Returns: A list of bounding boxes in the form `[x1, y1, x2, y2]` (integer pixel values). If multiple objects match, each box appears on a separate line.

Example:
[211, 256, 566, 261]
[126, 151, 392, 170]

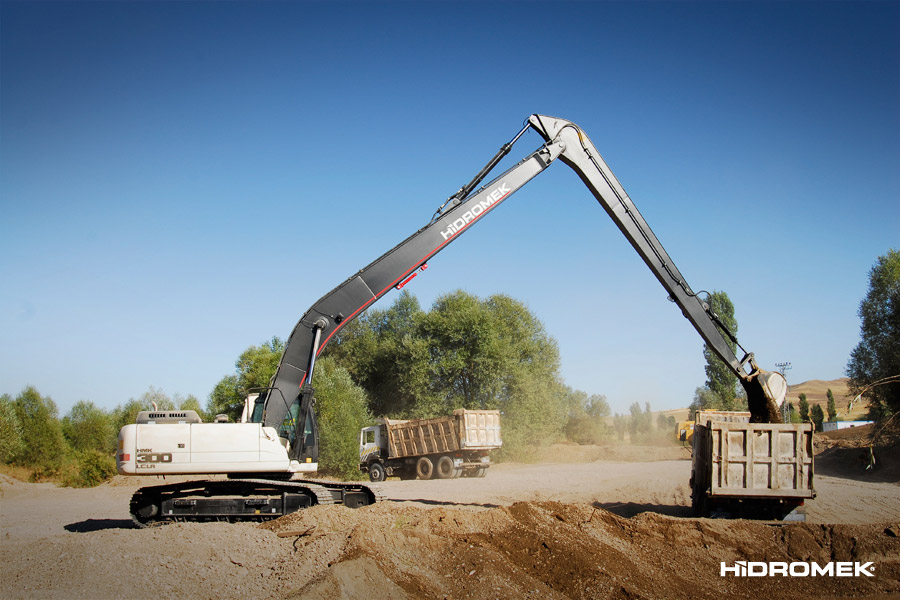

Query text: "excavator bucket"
[743, 370, 787, 423]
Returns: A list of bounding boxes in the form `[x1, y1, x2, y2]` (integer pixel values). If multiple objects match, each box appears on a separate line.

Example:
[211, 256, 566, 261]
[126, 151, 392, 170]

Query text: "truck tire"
[416, 456, 434, 480]
[368, 461, 386, 483]
[435, 455, 455, 479]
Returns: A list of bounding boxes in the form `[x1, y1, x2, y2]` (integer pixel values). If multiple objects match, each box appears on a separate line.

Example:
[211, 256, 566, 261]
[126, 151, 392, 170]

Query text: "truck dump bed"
[692, 418, 815, 499]
[384, 409, 501, 459]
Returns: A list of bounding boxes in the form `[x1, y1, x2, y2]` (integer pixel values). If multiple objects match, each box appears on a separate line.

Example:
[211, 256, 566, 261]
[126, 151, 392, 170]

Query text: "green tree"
[208, 337, 284, 420]
[332, 290, 569, 458]
[847, 249, 900, 420]
[702, 291, 740, 410]
[810, 404, 825, 432]
[312, 357, 373, 478]
[13, 387, 68, 475]
[797, 393, 810, 423]
[418, 291, 506, 411]
[688, 386, 718, 417]
[787, 401, 800, 424]
[176, 394, 207, 421]
[62, 400, 114, 454]
[0, 393, 24, 463]
[329, 291, 432, 417]
[826, 388, 837, 421]
[563, 388, 610, 444]
[112, 398, 151, 433]
[479, 293, 568, 456]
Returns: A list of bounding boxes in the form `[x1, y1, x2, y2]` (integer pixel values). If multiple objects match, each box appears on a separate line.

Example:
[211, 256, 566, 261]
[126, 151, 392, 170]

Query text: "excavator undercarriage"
[129, 478, 383, 527]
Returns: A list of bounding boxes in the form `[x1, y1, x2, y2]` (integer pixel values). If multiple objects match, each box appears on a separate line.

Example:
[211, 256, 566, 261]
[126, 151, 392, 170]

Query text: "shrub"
[61, 450, 117, 488]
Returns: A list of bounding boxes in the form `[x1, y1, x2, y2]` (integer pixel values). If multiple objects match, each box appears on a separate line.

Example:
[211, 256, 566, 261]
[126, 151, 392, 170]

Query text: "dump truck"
[359, 409, 502, 482]
[690, 410, 815, 520]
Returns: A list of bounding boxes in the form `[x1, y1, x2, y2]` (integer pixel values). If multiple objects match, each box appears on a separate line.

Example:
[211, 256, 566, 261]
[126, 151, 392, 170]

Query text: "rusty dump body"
[384, 409, 502, 458]
[690, 411, 815, 520]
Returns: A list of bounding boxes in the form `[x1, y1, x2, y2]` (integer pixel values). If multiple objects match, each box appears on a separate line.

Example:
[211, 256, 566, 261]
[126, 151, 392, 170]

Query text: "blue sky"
[2, 1, 897, 417]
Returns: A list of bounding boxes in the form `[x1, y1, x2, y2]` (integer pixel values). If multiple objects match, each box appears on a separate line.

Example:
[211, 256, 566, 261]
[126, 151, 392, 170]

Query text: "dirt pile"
[264, 501, 900, 600]
[814, 424, 900, 484]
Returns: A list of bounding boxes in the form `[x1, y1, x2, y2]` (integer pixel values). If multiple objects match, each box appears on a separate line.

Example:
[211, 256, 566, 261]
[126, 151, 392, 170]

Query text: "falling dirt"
[2, 439, 898, 599]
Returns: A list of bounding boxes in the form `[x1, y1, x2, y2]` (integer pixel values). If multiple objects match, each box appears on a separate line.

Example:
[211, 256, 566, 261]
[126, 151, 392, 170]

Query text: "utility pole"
[775, 362, 792, 423]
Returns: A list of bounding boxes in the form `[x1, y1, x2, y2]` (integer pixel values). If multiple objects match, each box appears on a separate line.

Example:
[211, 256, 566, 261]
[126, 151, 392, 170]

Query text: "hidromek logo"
[440, 182, 510, 241]
[720, 561, 874, 577]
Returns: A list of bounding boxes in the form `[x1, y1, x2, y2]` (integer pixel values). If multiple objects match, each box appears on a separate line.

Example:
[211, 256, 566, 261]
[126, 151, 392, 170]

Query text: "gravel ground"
[2, 443, 898, 599]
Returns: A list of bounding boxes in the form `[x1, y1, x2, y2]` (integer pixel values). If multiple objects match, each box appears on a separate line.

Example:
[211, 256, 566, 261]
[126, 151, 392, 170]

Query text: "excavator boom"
[264, 114, 783, 451]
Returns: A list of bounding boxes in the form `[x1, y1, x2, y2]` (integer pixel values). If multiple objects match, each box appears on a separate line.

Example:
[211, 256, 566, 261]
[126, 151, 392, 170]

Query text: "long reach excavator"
[118, 114, 787, 525]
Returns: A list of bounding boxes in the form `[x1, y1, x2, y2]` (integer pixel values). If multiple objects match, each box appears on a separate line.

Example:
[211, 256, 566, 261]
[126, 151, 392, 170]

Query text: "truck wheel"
[474, 466, 487, 478]
[368, 462, 386, 483]
[435, 455, 455, 479]
[416, 456, 434, 480]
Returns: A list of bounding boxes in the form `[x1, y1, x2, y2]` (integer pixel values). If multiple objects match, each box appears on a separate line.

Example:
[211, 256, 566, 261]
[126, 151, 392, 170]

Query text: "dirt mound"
[814, 424, 900, 484]
[821, 423, 877, 445]
[264, 501, 900, 599]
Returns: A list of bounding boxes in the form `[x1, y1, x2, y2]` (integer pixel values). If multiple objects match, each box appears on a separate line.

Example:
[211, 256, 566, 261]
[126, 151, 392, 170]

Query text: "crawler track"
[129, 478, 383, 527]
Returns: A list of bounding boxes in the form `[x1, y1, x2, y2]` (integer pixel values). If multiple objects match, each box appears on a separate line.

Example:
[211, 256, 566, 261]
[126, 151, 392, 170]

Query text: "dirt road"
[2, 445, 898, 599]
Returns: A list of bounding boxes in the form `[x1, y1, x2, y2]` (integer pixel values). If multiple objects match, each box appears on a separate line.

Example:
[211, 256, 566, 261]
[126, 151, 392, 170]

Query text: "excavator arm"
[263, 114, 784, 461]
[527, 115, 784, 422]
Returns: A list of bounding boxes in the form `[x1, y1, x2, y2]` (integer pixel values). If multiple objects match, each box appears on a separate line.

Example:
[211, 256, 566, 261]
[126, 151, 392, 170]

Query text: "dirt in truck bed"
[2, 441, 899, 599]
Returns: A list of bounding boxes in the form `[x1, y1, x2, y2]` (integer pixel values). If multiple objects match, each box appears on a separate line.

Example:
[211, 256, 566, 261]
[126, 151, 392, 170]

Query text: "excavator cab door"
[286, 394, 319, 464]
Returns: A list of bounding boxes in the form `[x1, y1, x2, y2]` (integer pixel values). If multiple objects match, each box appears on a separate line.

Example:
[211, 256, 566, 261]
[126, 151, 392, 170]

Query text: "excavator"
[118, 114, 787, 526]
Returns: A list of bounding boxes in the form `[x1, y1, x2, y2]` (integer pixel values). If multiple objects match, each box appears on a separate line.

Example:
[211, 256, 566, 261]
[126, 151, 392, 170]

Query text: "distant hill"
[786, 377, 870, 421]
[655, 378, 869, 423]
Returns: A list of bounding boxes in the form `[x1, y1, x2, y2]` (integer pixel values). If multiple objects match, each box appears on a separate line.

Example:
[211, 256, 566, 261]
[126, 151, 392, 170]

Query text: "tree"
[207, 337, 284, 420]
[826, 388, 837, 421]
[62, 400, 114, 454]
[627, 402, 652, 439]
[418, 291, 506, 412]
[702, 291, 740, 410]
[312, 357, 373, 478]
[330, 290, 570, 458]
[111, 386, 177, 433]
[847, 249, 900, 420]
[0, 393, 24, 463]
[328, 291, 432, 417]
[176, 394, 207, 421]
[797, 393, 810, 423]
[688, 386, 718, 418]
[810, 404, 825, 432]
[562, 387, 610, 445]
[656, 412, 674, 432]
[786, 401, 800, 424]
[13, 387, 68, 475]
